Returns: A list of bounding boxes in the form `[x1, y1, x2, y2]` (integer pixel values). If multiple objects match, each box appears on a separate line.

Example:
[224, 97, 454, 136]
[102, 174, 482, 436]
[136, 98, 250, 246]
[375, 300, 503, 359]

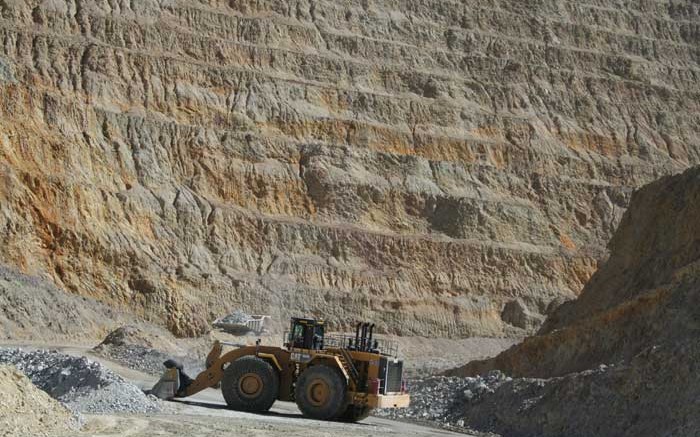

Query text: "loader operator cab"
[288, 317, 325, 350]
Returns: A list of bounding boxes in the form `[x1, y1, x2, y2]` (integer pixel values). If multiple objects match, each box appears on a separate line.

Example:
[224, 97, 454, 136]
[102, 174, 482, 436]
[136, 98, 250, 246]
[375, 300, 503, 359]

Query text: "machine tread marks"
[338, 404, 372, 422]
[221, 356, 279, 412]
[295, 364, 348, 420]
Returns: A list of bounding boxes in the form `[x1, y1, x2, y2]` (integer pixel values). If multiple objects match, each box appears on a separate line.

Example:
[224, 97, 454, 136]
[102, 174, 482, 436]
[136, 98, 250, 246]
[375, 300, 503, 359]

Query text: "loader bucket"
[149, 367, 180, 400]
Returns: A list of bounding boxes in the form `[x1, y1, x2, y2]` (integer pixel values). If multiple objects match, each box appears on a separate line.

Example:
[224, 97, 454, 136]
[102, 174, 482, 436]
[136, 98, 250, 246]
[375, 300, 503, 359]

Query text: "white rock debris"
[0, 348, 164, 414]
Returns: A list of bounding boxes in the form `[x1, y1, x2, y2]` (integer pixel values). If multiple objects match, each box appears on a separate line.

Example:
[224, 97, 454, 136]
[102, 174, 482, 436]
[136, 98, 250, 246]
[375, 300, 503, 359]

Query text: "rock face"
[397, 167, 700, 436]
[0, 0, 698, 337]
[449, 166, 700, 378]
[0, 263, 194, 345]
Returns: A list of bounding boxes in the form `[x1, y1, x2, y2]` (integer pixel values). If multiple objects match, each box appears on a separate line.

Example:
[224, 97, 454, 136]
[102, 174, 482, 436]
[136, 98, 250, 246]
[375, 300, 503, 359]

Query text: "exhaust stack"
[367, 324, 375, 351]
[354, 322, 362, 350]
[360, 322, 369, 351]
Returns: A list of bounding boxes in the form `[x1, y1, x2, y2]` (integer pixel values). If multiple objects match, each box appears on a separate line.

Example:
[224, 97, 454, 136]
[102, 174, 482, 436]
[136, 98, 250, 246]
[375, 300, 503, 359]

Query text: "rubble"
[93, 326, 203, 377]
[213, 311, 270, 335]
[217, 310, 250, 325]
[94, 343, 170, 376]
[94, 341, 203, 377]
[375, 371, 509, 433]
[0, 348, 164, 414]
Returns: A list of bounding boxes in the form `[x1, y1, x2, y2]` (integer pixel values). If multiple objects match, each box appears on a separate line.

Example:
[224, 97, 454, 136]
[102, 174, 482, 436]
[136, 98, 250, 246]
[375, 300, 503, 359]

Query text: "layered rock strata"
[449, 165, 700, 377]
[0, 0, 699, 336]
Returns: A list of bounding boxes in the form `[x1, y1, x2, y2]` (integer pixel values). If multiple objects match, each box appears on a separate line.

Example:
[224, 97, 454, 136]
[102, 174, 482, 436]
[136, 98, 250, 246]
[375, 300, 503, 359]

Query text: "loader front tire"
[295, 365, 348, 420]
[221, 356, 279, 412]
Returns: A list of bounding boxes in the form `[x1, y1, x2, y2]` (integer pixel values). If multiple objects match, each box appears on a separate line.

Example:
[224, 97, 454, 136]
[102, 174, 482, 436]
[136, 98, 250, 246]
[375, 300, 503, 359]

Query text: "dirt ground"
[72, 397, 467, 437]
[75, 414, 465, 437]
[8, 344, 471, 437]
[0, 365, 77, 436]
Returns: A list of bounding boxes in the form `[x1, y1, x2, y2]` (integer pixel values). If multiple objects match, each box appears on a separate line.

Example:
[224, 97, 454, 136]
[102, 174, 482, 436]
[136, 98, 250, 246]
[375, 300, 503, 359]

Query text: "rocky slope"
[0, 263, 190, 345]
[0, 0, 699, 337]
[449, 165, 700, 378]
[395, 166, 700, 436]
[399, 340, 700, 436]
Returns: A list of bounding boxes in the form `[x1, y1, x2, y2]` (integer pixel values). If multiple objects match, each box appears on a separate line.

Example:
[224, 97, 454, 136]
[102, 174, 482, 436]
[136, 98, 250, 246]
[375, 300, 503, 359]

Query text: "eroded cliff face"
[0, 0, 698, 337]
[448, 166, 700, 378]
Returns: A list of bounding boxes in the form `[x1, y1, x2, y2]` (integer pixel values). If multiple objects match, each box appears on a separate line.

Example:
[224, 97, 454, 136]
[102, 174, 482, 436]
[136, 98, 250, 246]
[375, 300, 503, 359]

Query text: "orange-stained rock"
[0, 0, 698, 337]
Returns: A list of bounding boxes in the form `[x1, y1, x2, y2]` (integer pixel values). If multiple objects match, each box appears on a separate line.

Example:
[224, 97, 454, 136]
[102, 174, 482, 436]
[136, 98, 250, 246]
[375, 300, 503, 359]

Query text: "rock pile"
[216, 311, 250, 325]
[93, 326, 203, 377]
[0, 365, 79, 436]
[451, 166, 700, 380]
[212, 310, 268, 335]
[0, 348, 163, 414]
[443, 341, 699, 437]
[375, 371, 510, 432]
[0, 264, 141, 344]
[93, 343, 172, 376]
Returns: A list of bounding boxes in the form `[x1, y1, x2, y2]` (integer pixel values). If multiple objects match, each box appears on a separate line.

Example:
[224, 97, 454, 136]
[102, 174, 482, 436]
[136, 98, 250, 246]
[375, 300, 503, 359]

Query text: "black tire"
[295, 365, 348, 420]
[221, 356, 279, 412]
[338, 404, 372, 422]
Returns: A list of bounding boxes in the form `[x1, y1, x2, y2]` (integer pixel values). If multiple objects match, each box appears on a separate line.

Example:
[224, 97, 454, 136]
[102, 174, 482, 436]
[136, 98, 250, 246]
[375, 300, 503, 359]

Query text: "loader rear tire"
[338, 404, 372, 422]
[221, 356, 279, 412]
[295, 365, 348, 420]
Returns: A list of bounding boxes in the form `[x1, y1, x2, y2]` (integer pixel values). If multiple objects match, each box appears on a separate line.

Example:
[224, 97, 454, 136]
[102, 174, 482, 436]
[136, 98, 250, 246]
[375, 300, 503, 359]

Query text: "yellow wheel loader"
[150, 318, 410, 422]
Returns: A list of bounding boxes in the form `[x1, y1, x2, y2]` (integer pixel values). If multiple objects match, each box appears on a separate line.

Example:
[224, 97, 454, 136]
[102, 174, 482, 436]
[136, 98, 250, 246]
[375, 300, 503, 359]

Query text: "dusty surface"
[71, 407, 468, 437]
[0, 365, 78, 437]
[1, 0, 699, 339]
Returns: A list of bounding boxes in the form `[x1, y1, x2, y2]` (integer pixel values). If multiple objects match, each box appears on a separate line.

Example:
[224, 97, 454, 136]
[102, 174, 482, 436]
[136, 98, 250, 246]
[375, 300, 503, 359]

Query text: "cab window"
[292, 324, 305, 348]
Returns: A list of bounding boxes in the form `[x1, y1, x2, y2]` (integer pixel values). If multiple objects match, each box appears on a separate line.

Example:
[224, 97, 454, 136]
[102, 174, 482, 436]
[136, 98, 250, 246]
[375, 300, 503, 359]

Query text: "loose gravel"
[94, 343, 176, 376]
[0, 348, 164, 414]
[92, 326, 204, 377]
[216, 310, 250, 325]
[93, 343, 204, 377]
[375, 371, 510, 434]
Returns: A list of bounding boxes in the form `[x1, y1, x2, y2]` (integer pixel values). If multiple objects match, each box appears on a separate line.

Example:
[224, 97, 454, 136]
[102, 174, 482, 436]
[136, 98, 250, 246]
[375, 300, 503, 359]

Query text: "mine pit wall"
[448, 166, 700, 379]
[0, 0, 698, 337]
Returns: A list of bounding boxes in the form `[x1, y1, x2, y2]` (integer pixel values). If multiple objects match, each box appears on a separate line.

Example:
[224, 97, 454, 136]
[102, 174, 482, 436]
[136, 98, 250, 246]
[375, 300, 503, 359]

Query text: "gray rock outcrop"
[434, 166, 700, 436]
